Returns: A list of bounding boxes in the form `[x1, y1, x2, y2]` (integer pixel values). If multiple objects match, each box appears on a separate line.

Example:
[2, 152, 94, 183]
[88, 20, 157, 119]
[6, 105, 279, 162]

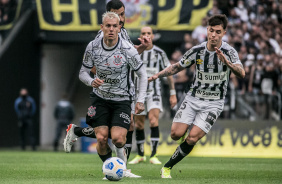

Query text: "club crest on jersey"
[87, 106, 96, 117]
[196, 59, 203, 65]
[113, 56, 122, 65]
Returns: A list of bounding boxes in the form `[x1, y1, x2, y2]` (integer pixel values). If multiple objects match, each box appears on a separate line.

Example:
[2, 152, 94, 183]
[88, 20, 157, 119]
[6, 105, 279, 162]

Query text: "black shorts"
[86, 93, 131, 130]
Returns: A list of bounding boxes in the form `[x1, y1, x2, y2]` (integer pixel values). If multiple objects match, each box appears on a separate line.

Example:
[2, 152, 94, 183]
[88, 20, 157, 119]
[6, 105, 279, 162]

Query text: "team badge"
[87, 106, 96, 117]
[113, 55, 122, 65]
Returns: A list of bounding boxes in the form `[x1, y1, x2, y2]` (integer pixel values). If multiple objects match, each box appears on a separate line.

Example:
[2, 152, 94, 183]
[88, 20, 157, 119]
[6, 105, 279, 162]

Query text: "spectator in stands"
[191, 17, 207, 44]
[14, 88, 37, 151]
[53, 94, 75, 151]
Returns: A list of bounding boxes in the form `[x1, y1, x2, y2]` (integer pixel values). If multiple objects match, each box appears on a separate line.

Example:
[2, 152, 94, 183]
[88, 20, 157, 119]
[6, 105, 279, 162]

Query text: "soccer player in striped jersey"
[128, 26, 177, 165]
[148, 14, 245, 178]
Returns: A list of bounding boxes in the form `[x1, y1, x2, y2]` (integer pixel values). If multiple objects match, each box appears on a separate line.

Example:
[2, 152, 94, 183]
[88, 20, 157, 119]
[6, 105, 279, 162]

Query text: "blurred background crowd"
[164, 0, 282, 121]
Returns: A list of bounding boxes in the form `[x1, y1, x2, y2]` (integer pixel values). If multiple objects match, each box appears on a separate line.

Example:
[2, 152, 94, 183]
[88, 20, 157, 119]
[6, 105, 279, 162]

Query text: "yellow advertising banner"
[0, 0, 22, 30]
[144, 124, 282, 158]
[36, 0, 212, 31]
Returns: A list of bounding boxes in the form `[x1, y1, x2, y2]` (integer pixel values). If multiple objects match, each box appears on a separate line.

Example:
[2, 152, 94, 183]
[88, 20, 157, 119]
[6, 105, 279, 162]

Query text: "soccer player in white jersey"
[78, 11, 147, 177]
[148, 14, 245, 178]
[128, 26, 177, 165]
[63, 1, 149, 176]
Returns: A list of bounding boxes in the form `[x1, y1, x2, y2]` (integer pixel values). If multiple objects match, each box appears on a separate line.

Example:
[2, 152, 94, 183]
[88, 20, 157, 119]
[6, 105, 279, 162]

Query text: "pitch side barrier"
[80, 118, 282, 158]
[143, 120, 282, 158]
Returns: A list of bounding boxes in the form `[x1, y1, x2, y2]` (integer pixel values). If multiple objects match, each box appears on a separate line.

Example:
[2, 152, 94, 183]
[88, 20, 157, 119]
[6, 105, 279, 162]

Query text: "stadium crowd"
[166, 0, 282, 121]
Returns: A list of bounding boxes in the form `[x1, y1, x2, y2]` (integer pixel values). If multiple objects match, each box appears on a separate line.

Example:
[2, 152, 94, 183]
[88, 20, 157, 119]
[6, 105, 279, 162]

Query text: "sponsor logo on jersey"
[196, 59, 203, 64]
[207, 64, 215, 69]
[113, 55, 122, 65]
[195, 90, 220, 99]
[96, 89, 115, 98]
[205, 112, 216, 125]
[82, 127, 94, 135]
[87, 106, 96, 117]
[197, 71, 227, 84]
[120, 112, 130, 124]
[104, 78, 120, 84]
[97, 70, 112, 79]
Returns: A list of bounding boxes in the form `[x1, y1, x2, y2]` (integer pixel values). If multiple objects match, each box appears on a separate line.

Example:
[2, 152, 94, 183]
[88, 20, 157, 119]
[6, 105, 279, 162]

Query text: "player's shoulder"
[153, 45, 166, 54]
[221, 41, 237, 52]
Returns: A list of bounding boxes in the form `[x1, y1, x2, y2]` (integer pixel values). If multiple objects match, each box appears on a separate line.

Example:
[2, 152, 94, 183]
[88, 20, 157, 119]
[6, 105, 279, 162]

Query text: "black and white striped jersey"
[136, 45, 171, 96]
[179, 41, 242, 101]
[95, 27, 134, 46]
[82, 36, 143, 101]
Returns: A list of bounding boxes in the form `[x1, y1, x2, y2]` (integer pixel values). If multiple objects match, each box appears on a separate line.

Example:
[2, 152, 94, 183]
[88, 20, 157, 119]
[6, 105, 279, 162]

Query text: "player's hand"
[148, 74, 158, 83]
[91, 78, 104, 88]
[215, 47, 227, 64]
[135, 102, 145, 114]
[91, 66, 96, 75]
[169, 95, 177, 109]
[138, 36, 151, 48]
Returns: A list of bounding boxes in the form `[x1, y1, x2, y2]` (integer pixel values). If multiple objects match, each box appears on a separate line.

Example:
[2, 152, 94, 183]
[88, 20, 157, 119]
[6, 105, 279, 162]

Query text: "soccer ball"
[102, 157, 126, 181]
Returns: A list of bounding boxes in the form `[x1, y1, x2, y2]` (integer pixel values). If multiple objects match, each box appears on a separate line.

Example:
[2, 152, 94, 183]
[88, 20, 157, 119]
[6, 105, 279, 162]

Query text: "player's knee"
[129, 120, 134, 131]
[170, 131, 182, 141]
[135, 121, 144, 130]
[96, 135, 108, 145]
[186, 134, 199, 145]
[149, 118, 158, 127]
[112, 136, 126, 148]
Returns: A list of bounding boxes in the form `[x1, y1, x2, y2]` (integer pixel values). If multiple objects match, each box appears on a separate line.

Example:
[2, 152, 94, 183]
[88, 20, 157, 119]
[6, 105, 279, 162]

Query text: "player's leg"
[161, 96, 224, 178]
[124, 114, 134, 160]
[128, 114, 146, 164]
[111, 101, 141, 178]
[148, 108, 162, 164]
[95, 126, 112, 161]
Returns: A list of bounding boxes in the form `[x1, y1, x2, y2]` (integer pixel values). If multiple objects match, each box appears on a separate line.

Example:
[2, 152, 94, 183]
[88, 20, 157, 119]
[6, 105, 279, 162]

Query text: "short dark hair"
[208, 14, 228, 30]
[106, 0, 125, 11]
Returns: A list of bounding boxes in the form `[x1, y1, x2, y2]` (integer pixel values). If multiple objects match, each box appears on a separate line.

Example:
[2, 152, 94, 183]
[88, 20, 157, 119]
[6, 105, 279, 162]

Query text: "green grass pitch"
[1, 151, 282, 184]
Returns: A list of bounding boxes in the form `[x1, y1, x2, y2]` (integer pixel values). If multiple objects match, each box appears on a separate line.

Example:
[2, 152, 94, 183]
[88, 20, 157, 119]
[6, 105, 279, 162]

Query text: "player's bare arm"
[215, 47, 245, 79]
[167, 75, 177, 108]
[148, 62, 185, 82]
[135, 36, 150, 54]
[135, 102, 145, 114]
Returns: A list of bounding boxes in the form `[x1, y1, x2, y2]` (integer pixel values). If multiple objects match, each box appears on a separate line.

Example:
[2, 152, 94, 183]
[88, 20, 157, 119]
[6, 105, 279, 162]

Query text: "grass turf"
[0, 151, 282, 184]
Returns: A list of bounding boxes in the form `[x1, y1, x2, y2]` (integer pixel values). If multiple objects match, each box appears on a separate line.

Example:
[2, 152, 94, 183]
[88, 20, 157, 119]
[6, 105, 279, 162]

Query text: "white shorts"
[173, 95, 224, 133]
[132, 93, 163, 115]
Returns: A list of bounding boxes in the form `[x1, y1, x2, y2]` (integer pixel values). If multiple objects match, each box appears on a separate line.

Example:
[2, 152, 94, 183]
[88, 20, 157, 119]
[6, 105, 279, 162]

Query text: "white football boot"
[63, 124, 78, 153]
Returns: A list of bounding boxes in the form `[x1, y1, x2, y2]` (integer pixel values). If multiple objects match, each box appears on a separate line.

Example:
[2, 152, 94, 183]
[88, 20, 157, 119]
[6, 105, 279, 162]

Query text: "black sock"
[125, 131, 133, 160]
[164, 141, 194, 169]
[136, 129, 145, 156]
[150, 126, 159, 157]
[74, 127, 96, 138]
[98, 150, 112, 162]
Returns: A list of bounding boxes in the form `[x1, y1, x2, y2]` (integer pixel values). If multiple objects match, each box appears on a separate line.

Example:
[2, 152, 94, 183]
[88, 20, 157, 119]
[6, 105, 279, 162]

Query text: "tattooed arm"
[215, 47, 245, 79]
[148, 62, 185, 82]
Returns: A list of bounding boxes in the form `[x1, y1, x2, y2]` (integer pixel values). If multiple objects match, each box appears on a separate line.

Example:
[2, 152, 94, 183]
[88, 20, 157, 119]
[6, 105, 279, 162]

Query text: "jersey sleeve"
[227, 47, 242, 66]
[82, 42, 94, 69]
[160, 52, 171, 70]
[127, 47, 143, 71]
[179, 48, 196, 68]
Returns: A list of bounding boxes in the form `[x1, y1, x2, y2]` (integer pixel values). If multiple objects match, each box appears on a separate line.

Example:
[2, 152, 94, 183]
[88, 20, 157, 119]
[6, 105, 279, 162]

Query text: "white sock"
[115, 146, 127, 164]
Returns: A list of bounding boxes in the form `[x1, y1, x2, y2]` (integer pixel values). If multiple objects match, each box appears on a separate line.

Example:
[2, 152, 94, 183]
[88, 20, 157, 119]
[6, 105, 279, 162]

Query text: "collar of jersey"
[101, 37, 120, 51]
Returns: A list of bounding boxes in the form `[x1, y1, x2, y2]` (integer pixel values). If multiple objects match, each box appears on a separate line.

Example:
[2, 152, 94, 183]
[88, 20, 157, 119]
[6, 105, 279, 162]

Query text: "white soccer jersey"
[180, 41, 242, 101]
[82, 36, 143, 101]
[136, 45, 171, 96]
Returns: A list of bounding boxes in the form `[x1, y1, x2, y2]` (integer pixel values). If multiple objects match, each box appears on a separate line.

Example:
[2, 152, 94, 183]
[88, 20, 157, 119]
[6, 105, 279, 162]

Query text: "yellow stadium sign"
[36, 0, 212, 31]
[144, 124, 282, 158]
